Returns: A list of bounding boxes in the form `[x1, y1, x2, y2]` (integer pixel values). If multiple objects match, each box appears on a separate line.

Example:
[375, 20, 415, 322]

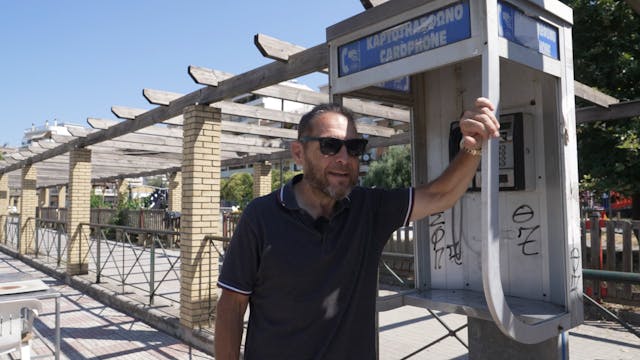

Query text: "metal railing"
[202, 235, 230, 327]
[380, 224, 414, 287]
[82, 223, 181, 306]
[34, 218, 68, 268]
[2, 214, 20, 249]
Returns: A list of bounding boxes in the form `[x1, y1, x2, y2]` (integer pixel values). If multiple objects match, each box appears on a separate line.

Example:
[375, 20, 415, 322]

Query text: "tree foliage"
[271, 168, 302, 190]
[362, 145, 411, 189]
[221, 172, 253, 209]
[564, 0, 640, 218]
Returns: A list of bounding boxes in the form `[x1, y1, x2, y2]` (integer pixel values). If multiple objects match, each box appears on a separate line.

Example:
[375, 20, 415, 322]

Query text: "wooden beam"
[111, 106, 147, 119]
[574, 81, 619, 108]
[254, 34, 307, 63]
[88, 118, 184, 138]
[188, 66, 232, 87]
[249, 37, 413, 121]
[144, 87, 395, 137]
[143, 88, 183, 106]
[0, 42, 349, 175]
[190, 66, 412, 123]
[91, 116, 298, 140]
[576, 99, 640, 124]
[360, 0, 389, 9]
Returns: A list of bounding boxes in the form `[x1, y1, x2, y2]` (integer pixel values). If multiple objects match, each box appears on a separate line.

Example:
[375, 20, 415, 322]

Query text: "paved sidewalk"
[2, 249, 639, 359]
[377, 304, 640, 359]
[0, 252, 213, 360]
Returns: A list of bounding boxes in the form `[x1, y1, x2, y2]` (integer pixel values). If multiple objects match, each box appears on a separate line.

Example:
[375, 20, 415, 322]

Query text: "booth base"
[402, 289, 567, 322]
[468, 317, 565, 359]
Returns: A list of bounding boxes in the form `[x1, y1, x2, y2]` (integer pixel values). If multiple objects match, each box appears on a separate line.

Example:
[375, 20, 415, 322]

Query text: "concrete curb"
[0, 245, 215, 357]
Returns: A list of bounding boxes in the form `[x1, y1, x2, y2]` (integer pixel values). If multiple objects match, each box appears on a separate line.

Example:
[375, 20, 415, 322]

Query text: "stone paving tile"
[378, 304, 640, 360]
[0, 252, 213, 360]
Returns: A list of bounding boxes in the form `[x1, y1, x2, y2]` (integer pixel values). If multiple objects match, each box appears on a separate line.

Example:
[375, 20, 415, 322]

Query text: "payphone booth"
[327, 0, 583, 353]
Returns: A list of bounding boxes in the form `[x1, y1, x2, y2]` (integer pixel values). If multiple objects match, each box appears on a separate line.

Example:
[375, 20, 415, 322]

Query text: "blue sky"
[0, 0, 364, 147]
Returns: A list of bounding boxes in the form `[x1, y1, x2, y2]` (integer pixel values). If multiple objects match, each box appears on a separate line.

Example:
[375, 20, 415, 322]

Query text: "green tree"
[221, 172, 253, 209]
[271, 168, 302, 190]
[362, 145, 411, 189]
[564, 0, 640, 218]
[90, 193, 109, 208]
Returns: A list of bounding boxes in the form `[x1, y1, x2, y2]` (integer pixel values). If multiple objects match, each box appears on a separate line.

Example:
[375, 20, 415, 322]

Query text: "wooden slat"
[88, 118, 184, 138]
[360, 0, 390, 9]
[189, 65, 411, 123]
[144, 88, 395, 137]
[143, 88, 183, 106]
[576, 99, 640, 124]
[111, 106, 147, 119]
[91, 116, 298, 140]
[188, 66, 232, 87]
[254, 34, 307, 63]
[574, 81, 618, 108]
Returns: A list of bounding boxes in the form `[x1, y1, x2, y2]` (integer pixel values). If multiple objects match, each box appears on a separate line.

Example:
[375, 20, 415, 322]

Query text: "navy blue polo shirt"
[218, 175, 414, 359]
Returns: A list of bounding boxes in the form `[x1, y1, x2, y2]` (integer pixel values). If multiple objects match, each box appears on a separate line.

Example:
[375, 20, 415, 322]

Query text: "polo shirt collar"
[277, 174, 351, 213]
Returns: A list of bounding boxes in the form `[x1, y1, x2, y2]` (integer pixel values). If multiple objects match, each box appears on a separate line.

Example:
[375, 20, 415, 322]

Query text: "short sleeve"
[217, 204, 262, 295]
[371, 187, 414, 248]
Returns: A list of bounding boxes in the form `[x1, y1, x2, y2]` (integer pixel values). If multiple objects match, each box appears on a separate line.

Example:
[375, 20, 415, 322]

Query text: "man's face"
[299, 112, 361, 200]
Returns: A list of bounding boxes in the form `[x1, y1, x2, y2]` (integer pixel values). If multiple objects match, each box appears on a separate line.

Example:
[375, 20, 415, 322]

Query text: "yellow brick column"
[168, 171, 182, 212]
[19, 165, 37, 254]
[58, 185, 67, 209]
[180, 105, 221, 329]
[67, 148, 92, 275]
[252, 161, 272, 198]
[0, 173, 8, 244]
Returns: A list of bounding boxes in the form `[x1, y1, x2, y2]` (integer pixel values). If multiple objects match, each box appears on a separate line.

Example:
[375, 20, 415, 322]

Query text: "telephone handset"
[449, 112, 528, 191]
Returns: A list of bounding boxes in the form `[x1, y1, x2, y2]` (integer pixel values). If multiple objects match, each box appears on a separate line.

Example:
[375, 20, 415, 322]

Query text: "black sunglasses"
[299, 136, 368, 157]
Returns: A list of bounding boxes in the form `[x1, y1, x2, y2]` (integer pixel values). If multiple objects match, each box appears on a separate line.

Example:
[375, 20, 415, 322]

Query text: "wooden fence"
[37, 207, 179, 231]
[582, 216, 640, 305]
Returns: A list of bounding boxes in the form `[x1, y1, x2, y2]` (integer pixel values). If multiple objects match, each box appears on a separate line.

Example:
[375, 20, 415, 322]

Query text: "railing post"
[96, 225, 102, 283]
[17, 215, 21, 252]
[57, 222, 62, 267]
[589, 213, 602, 297]
[149, 233, 155, 305]
[35, 218, 40, 258]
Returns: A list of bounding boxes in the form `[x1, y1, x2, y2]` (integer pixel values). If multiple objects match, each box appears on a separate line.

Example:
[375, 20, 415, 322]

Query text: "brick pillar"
[19, 165, 37, 254]
[180, 105, 221, 329]
[58, 185, 67, 209]
[252, 161, 272, 198]
[0, 173, 8, 244]
[168, 171, 182, 212]
[67, 148, 92, 275]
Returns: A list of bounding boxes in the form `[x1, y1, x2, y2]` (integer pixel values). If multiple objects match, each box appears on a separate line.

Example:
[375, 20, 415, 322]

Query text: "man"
[215, 98, 499, 359]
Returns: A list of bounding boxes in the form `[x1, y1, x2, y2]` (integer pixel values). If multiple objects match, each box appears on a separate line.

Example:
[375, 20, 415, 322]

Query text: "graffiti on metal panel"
[512, 204, 540, 256]
[430, 211, 462, 269]
[569, 247, 581, 291]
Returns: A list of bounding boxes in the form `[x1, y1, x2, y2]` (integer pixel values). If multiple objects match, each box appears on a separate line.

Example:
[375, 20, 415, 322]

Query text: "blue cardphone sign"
[338, 1, 471, 77]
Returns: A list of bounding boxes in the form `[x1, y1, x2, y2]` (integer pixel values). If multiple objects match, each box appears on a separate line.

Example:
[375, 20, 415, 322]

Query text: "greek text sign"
[338, 1, 471, 77]
[498, 1, 559, 59]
